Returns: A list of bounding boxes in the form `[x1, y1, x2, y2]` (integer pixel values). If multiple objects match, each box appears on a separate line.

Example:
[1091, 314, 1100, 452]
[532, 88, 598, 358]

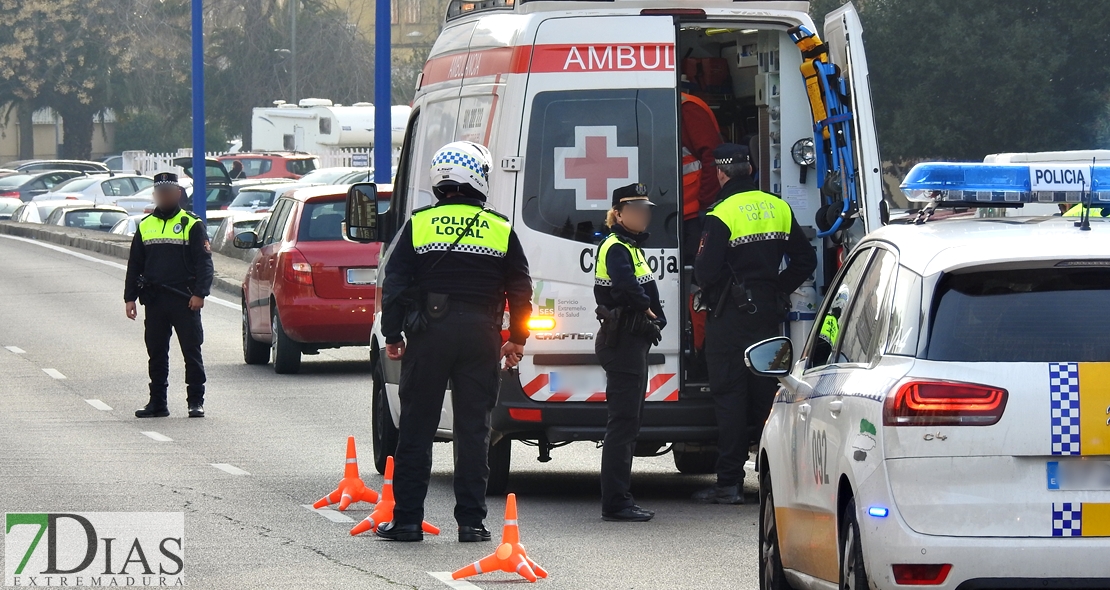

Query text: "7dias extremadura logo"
[5, 512, 184, 587]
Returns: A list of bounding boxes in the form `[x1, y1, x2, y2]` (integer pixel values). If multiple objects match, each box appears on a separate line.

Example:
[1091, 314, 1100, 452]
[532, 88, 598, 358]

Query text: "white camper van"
[251, 99, 412, 154]
[360, 0, 883, 490]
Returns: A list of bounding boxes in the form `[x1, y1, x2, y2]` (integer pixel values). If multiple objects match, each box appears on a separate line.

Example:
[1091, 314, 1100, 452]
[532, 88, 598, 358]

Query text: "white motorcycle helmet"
[429, 141, 492, 201]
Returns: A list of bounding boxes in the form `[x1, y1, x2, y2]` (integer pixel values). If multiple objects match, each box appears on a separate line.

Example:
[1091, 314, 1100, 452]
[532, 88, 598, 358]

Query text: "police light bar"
[900, 162, 1110, 205]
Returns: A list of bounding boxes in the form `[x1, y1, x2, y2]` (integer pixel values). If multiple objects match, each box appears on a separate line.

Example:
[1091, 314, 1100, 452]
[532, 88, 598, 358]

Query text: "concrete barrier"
[0, 221, 247, 299]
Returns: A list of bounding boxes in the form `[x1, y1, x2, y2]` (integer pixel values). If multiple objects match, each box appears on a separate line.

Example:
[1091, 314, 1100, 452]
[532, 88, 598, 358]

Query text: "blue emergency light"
[900, 162, 1110, 205]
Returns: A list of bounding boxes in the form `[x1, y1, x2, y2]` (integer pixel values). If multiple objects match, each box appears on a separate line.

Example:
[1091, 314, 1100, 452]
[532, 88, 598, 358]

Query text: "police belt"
[448, 299, 501, 316]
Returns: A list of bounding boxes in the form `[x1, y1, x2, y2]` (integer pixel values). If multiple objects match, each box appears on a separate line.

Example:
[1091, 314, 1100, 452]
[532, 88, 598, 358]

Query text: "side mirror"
[344, 182, 379, 243]
[745, 337, 793, 377]
[233, 231, 259, 249]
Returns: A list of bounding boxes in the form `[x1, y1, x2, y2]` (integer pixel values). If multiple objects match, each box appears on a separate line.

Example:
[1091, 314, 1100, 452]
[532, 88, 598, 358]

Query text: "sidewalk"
[0, 221, 249, 298]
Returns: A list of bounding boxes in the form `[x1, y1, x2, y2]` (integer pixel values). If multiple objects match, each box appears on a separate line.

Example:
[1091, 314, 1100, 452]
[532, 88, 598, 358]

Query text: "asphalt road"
[0, 234, 760, 589]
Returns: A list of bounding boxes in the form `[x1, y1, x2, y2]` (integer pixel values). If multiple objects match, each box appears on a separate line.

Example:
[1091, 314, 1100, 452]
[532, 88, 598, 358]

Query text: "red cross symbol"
[554, 125, 638, 210]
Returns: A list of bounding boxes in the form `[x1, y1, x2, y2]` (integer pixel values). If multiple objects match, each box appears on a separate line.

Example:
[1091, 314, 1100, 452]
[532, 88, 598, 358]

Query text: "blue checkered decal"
[431, 150, 487, 181]
[1052, 502, 1082, 536]
[1050, 362, 1080, 456]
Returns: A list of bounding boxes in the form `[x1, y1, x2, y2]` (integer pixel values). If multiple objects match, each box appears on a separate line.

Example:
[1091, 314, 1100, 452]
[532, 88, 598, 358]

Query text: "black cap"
[713, 143, 751, 166]
[153, 172, 180, 187]
[611, 182, 655, 208]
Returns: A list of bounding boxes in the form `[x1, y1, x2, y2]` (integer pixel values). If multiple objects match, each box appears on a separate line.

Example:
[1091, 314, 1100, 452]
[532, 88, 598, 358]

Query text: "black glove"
[648, 319, 663, 346]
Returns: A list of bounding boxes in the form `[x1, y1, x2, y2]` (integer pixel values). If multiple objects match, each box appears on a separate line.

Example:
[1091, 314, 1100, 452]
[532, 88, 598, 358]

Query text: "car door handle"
[829, 400, 844, 414]
[799, 403, 811, 420]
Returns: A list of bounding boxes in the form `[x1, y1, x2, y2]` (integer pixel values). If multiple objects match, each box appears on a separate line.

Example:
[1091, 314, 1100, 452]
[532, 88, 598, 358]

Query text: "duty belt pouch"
[730, 281, 758, 314]
[425, 292, 450, 320]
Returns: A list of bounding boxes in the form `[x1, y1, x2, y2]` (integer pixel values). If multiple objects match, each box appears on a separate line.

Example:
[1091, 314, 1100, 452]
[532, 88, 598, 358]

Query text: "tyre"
[271, 308, 301, 374]
[672, 443, 718, 474]
[371, 356, 398, 475]
[840, 497, 869, 590]
[242, 301, 270, 365]
[486, 436, 511, 496]
[759, 469, 795, 590]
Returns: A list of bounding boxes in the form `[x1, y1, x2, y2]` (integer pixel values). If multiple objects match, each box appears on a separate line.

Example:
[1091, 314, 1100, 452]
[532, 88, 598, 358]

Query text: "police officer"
[693, 144, 817, 504]
[377, 141, 533, 543]
[124, 172, 213, 419]
[594, 182, 665, 522]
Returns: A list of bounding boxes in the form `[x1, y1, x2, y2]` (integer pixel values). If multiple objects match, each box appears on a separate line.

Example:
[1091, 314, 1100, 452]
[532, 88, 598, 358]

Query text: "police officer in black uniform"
[693, 144, 817, 504]
[594, 182, 666, 522]
[376, 141, 533, 543]
[124, 172, 214, 418]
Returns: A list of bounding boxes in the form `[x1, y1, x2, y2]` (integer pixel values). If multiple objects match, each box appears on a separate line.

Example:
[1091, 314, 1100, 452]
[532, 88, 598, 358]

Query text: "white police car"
[746, 162, 1110, 590]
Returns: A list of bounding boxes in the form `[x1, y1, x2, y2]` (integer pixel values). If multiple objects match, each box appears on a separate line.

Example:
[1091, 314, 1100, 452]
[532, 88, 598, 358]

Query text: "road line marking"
[5, 346, 25, 354]
[301, 504, 355, 523]
[85, 399, 113, 411]
[211, 463, 250, 475]
[0, 235, 238, 309]
[429, 572, 484, 589]
[42, 368, 66, 380]
[140, 431, 173, 442]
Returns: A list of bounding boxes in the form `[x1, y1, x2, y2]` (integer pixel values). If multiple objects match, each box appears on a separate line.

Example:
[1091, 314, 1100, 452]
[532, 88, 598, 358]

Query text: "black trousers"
[392, 309, 502, 527]
[143, 295, 205, 406]
[597, 328, 651, 513]
[704, 304, 779, 487]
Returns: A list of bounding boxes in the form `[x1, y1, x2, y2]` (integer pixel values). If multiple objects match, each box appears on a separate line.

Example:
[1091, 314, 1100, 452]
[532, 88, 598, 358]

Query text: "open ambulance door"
[823, 3, 883, 242]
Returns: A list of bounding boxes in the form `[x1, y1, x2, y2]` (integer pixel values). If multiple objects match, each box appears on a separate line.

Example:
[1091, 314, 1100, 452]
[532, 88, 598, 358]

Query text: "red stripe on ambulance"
[528, 43, 675, 73]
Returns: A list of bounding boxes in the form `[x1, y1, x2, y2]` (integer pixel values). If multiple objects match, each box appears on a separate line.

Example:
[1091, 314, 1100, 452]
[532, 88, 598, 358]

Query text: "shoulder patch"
[482, 207, 509, 221]
[182, 210, 200, 220]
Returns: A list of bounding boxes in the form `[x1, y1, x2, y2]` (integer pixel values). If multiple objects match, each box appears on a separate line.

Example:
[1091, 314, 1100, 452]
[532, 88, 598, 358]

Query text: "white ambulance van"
[360, 0, 884, 490]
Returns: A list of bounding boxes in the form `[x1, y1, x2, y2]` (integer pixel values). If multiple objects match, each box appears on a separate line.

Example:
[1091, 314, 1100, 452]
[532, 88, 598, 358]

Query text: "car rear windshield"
[286, 159, 317, 176]
[297, 199, 344, 242]
[926, 267, 1110, 362]
[55, 178, 98, 192]
[0, 174, 33, 188]
[64, 210, 127, 230]
[231, 190, 275, 208]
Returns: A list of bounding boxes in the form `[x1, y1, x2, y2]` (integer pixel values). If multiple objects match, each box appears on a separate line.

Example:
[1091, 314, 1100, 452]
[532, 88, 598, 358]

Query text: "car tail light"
[884, 380, 1007, 426]
[282, 248, 313, 285]
[256, 207, 270, 213]
[891, 564, 952, 585]
[508, 408, 543, 422]
[0, 190, 19, 198]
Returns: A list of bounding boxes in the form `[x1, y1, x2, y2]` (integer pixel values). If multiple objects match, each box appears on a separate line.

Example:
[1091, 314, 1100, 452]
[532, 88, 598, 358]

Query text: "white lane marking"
[301, 504, 355, 523]
[5, 346, 26, 354]
[0, 234, 238, 309]
[140, 431, 173, 442]
[85, 399, 113, 411]
[42, 368, 66, 380]
[429, 572, 484, 589]
[211, 463, 250, 475]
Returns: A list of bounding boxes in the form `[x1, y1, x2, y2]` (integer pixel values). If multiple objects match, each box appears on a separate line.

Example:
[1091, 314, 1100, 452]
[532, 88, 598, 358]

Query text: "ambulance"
[354, 0, 884, 490]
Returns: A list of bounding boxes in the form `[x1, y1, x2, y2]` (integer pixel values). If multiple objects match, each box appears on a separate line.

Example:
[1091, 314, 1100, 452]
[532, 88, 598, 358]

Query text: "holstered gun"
[595, 305, 623, 348]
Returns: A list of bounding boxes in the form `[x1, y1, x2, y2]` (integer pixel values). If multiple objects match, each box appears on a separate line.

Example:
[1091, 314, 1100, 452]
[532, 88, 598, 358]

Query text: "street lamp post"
[373, 0, 390, 184]
[191, 0, 206, 223]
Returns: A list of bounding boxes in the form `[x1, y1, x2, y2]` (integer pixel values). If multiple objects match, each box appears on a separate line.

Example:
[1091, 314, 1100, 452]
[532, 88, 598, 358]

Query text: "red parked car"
[236, 185, 385, 373]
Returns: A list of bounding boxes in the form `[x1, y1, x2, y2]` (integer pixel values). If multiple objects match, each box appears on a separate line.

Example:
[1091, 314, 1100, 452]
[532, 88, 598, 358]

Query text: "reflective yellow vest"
[706, 190, 793, 247]
[139, 212, 201, 246]
[410, 203, 511, 258]
[1063, 203, 1110, 217]
[595, 233, 653, 287]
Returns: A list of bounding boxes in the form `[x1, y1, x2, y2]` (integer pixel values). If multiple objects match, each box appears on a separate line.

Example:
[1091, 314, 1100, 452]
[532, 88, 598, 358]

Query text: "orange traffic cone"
[313, 436, 379, 511]
[350, 456, 440, 536]
[451, 493, 547, 583]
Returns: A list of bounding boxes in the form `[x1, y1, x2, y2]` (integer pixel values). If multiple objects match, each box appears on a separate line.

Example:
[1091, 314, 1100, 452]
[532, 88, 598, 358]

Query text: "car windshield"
[53, 178, 99, 192]
[0, 174, 33, 188]
[230, 189, 275, 208]
[297, 199, 345, 242]
[926, 267, 1110, 362]
[63, 210, 127, 230]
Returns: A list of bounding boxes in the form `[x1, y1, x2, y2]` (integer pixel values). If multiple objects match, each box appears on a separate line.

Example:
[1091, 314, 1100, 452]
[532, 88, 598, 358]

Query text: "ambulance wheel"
[271, 308, 301, 374]
[759, 468, 795, 590]
[486, 437, 511, 495]
[371, 357, 398, 475]
[242, 300, 269, 365]
[673, 444, 717, 474]
[840, 497, 869, 590]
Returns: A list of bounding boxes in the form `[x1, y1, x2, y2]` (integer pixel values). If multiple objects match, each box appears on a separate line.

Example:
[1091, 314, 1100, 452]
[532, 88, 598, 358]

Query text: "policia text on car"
[376, 141, 533, 543]
[693, 144, 817, 504]
[123, 172, 214, 419]
[593, 182, 666, 523]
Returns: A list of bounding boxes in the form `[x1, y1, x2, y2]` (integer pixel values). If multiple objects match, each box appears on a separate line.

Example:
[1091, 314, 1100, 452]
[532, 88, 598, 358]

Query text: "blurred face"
[153, 185, 181, 210]
[615, 201, 652, 233]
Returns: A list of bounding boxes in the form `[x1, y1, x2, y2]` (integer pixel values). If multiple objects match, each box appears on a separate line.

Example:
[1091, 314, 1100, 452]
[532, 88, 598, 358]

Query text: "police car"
[745, 162, 1110, 590]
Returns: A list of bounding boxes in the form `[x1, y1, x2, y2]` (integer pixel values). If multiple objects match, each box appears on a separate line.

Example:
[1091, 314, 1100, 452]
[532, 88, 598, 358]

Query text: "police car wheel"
[371, 355, 398, 475]
[271, 309, 302, 374]
[242, 301, 270, 365]
[840, 497, 868, 590]
[759, 469, 795, 590]
[485, 437, 511, 496]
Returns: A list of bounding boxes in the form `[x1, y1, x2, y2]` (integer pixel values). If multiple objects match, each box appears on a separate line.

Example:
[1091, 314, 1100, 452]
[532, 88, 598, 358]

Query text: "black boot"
[375, 522, 423, 542]
[458, 525, 491, 542]
[187, 403, 205, 418]
[135, 402, 169, 418]
[691, 484, 744, 505]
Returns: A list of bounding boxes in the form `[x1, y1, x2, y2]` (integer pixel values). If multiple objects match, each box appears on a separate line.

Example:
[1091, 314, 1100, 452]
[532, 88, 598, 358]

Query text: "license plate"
[346, 268, 376, 285]
[1048, 460, 1110, 490]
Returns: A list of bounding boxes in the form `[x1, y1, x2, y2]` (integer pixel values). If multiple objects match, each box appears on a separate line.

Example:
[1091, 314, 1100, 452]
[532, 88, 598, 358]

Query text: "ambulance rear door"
[823, 3, 883, 242]
[515, 14, 682, 404]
